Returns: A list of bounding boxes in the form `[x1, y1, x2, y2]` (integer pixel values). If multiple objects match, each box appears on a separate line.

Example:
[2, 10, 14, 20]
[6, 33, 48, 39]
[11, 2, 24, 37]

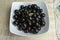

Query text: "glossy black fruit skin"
[17, 24, 23, 30]
[13, 21, 19, 26]
[40, 21, 45, 26]
[23, 28, 29, 33]
[13, 4, 46, 34]
[40, 13, 45, 17]
[30, 28, 39, 34]
[20, 5, 24, 9]
[31, 4, 38, 9]
[37, 9, 43, 13]
[14, 10, 19, 14]
[28, 5, 32, 9]
[13, 15, 18, 19]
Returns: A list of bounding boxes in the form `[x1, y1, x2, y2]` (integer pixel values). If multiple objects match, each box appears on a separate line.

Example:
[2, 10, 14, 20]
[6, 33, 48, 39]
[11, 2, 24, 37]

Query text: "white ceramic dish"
[10, 2, 49, 36]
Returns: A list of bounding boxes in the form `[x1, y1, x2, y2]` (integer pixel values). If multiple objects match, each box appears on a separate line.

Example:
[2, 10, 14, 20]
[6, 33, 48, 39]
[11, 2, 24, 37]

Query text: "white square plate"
[10, 2, 49, 36]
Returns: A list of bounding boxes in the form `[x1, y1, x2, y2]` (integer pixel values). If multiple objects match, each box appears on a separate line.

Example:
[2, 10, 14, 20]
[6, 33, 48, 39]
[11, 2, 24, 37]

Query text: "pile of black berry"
[13, 4, 45, 34]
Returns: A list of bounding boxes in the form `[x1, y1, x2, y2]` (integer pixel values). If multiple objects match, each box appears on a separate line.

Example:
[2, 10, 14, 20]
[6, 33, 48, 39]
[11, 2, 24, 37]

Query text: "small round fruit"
[13, 21, 18, 26]
[20, 5, 24, 9]
[32, 20, 36, 23]
[40, 9, 43, 13]
[38, 15, 41, 18]
[23, 29, 29, 33]
[33, 26, 37, 29]
[28, 5, 31, 9]
[29, 22, 32, 26]
[27, 9, 31, 12]
[35, 29, 39, 33]
[40, 13, 45, 17]
[14, 10, 19, 14]
[32, 4, 37, 7]
[31, 29, 38, 34]
[28, 27, 31, 32]
[37, 9, 43, 13]
[36, 13, 40, 15]
[24, 6, 28, 9]
[40, 21, 45, 26]
[38, 27, 41, 31]
[31, 4, 37, 9]
[37, 7, 40, 10]
[13, 15, 18, 19]
[34, 14, 36, 17]
[18, 12, 21, 15]
[17, 24, 22, 30]
[22, 18, 25, 21]
[39, 18, 43, 22]
[36, 23, 39, 26]
[32, 10, 37, 13]
[37, 25, 41, 31]
[36, 18, 39, 21]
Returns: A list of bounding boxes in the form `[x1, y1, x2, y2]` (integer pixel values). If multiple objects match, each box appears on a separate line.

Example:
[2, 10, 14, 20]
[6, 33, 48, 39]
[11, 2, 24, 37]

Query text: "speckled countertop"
[0, 0, 58, 40]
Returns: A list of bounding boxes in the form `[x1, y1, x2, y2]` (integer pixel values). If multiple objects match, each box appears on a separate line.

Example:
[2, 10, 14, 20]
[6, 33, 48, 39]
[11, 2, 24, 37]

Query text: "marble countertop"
[0, 0, 58, 40]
